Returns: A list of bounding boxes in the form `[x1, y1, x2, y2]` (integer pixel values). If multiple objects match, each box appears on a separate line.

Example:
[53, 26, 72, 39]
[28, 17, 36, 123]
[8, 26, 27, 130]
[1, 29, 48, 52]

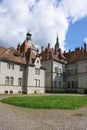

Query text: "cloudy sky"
[0, 0, 87, 51]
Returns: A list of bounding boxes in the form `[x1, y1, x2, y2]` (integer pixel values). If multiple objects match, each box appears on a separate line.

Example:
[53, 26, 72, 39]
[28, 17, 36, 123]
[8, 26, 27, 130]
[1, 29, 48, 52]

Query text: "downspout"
[25, 49, 31, 94]
[25, 63, 28, 94]
[51, 60, 53, 93]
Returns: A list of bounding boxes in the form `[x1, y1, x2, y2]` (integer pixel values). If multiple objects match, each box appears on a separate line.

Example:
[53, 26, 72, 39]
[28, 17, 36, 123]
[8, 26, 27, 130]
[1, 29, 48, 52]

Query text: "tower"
[26, 31, 32, 47]
[55, 34, 59, 49]
[55, 34, 59, 53]
[26, 31, 32, 41]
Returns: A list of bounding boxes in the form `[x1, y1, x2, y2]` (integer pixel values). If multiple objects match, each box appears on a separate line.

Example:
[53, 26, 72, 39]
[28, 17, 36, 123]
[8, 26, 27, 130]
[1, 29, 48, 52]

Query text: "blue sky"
[0, 0, 87, 51]
[65, 17, 87, 51]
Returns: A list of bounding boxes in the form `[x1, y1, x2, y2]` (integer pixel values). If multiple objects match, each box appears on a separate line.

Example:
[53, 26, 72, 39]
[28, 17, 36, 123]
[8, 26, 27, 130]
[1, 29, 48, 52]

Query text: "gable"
[34, 56, 41, 68]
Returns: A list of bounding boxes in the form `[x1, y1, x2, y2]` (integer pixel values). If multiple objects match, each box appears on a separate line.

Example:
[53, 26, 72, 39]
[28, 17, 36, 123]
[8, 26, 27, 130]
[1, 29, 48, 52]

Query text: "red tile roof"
[64, 49, 87, 64]
[40, 47, 67, 63]
[0, 46, 26, 64]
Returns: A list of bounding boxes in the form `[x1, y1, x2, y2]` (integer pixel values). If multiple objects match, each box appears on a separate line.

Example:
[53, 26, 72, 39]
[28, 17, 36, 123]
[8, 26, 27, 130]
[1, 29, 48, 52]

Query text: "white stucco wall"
[27, 57, 45, 94]
[66, 61, 87, 92]
[77, 60, 87, 73]
[42, 60, 52, 91]
[77, 60, 87, 89]
[52, 61, 64, 88]
[0, 61, 24, 94]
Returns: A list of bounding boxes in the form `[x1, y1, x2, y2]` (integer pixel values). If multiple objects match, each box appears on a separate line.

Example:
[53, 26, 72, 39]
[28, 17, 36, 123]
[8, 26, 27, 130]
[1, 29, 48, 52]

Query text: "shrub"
[84, 87, 87, 94]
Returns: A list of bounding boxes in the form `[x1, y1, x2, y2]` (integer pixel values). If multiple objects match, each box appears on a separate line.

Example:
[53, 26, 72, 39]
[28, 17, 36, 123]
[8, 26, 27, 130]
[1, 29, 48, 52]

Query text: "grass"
[1, 95, 87, 109]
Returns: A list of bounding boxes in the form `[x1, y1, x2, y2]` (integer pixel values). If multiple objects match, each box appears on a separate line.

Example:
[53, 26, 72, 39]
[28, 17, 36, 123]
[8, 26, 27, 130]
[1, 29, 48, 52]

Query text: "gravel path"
[0, 95, 87, 130]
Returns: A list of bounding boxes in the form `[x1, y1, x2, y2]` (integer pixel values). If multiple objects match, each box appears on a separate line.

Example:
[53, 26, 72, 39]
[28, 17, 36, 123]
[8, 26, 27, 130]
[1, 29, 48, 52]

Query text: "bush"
[84, 87, 87, 94]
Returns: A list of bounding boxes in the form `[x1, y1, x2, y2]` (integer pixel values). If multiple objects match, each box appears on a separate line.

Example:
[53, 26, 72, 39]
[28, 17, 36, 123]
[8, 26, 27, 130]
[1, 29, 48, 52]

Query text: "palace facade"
[0, 32, 87, 94]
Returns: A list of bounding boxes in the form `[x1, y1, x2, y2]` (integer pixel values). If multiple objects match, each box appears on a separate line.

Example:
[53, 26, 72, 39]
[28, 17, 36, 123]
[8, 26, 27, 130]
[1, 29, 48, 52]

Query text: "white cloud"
[0, 0, 87, 50]
[60, 0, 87, 22]
[84, 37, 87, 43]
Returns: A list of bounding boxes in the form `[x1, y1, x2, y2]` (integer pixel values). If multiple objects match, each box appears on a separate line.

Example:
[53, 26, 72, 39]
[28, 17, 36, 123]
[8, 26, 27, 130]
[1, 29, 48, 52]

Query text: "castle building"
[40, 35, 67, 93]
[40, 36, 87, 93]
[0, 32, 87, 94]
[65, 44, 87, 93]
[0, 32, 46, 94]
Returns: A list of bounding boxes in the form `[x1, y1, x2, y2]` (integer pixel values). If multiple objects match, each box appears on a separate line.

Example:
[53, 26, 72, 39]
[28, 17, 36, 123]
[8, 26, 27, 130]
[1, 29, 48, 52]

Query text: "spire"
[55, 34, 59, 52]
[56, 34, 59, 48]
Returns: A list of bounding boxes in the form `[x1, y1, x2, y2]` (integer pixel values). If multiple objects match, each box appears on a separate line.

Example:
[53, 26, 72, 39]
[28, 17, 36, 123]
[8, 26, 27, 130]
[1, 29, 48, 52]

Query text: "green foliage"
[1, 95, 87, 109]
[84, 87, 87, 94]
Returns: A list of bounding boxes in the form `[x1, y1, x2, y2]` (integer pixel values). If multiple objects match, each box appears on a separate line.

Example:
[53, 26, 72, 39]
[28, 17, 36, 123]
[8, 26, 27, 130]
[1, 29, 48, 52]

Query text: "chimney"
[25, 48, 31, 63]
[17, 43, 20, 52]
[69, 49, 71, 53]
[45, 48, 48, 59]
[84, 43, 86, 53]
[81, 47, 84, 55]
[48, 43, 50, 50]
[41, 46, 44, 52]
[58, 48, 62, 59]
[55, 44, 57, 55]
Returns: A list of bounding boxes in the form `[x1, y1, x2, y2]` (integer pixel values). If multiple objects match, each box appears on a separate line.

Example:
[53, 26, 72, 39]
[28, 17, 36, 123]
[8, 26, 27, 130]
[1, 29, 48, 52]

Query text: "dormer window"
[37, 60, 39, 63]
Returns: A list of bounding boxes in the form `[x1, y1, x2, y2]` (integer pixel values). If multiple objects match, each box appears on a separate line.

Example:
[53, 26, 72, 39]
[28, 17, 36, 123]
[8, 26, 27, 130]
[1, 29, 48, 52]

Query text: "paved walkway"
[0, 95, 87, 130]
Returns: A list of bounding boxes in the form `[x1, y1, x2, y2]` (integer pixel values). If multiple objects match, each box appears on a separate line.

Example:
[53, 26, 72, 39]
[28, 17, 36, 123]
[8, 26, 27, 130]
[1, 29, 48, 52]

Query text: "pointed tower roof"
[55, 34, 59, 49]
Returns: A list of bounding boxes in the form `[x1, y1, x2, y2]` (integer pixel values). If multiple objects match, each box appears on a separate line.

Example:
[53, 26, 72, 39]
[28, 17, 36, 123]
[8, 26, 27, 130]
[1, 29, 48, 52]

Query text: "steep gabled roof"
[40, 46, 67, 63]
[0, 46, 26, 64]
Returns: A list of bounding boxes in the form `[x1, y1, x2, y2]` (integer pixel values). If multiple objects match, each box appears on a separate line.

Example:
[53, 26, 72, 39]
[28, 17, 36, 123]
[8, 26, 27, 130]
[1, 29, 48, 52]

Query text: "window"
[67, 70, 70, 75]
[59, 81, 61, 88]
[5, 91, 8, 94]
[68, 81, 70, 88]
[55, 67, 58, 73]
[10, 91, 13, 94]
[58, 68, 61, 74]
[54, 81, 57, 87]
[37, 80, 40, 86]
[7, 63, 14, 70]
[9, 77, 14, 85]
[5, 77, 14, 86]
[71, 81, 74, 88]
[11, 64, 14, 70]
[18, 78, 22, 86]
[34, 79, 40, 87]
[55, 67, 62, 76]
[19, 65, 22, 71]
[5, 77, 9, 85]
[35, 68, 40, 75]
[7, 63, 10, 69]
[37, 60, 39, 63]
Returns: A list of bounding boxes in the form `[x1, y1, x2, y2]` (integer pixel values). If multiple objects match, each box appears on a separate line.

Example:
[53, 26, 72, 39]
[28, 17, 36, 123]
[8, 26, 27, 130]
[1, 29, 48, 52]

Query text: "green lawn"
[1, 95, 87, 109]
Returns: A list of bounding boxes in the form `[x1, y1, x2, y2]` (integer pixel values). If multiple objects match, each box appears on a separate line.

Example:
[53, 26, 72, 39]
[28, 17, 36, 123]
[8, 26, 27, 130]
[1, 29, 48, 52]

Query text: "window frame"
[18, 78, 22, 86]
[5, 76, 9, 85]
[34, 79, 40, 87]
[9, 77, 14, 85]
